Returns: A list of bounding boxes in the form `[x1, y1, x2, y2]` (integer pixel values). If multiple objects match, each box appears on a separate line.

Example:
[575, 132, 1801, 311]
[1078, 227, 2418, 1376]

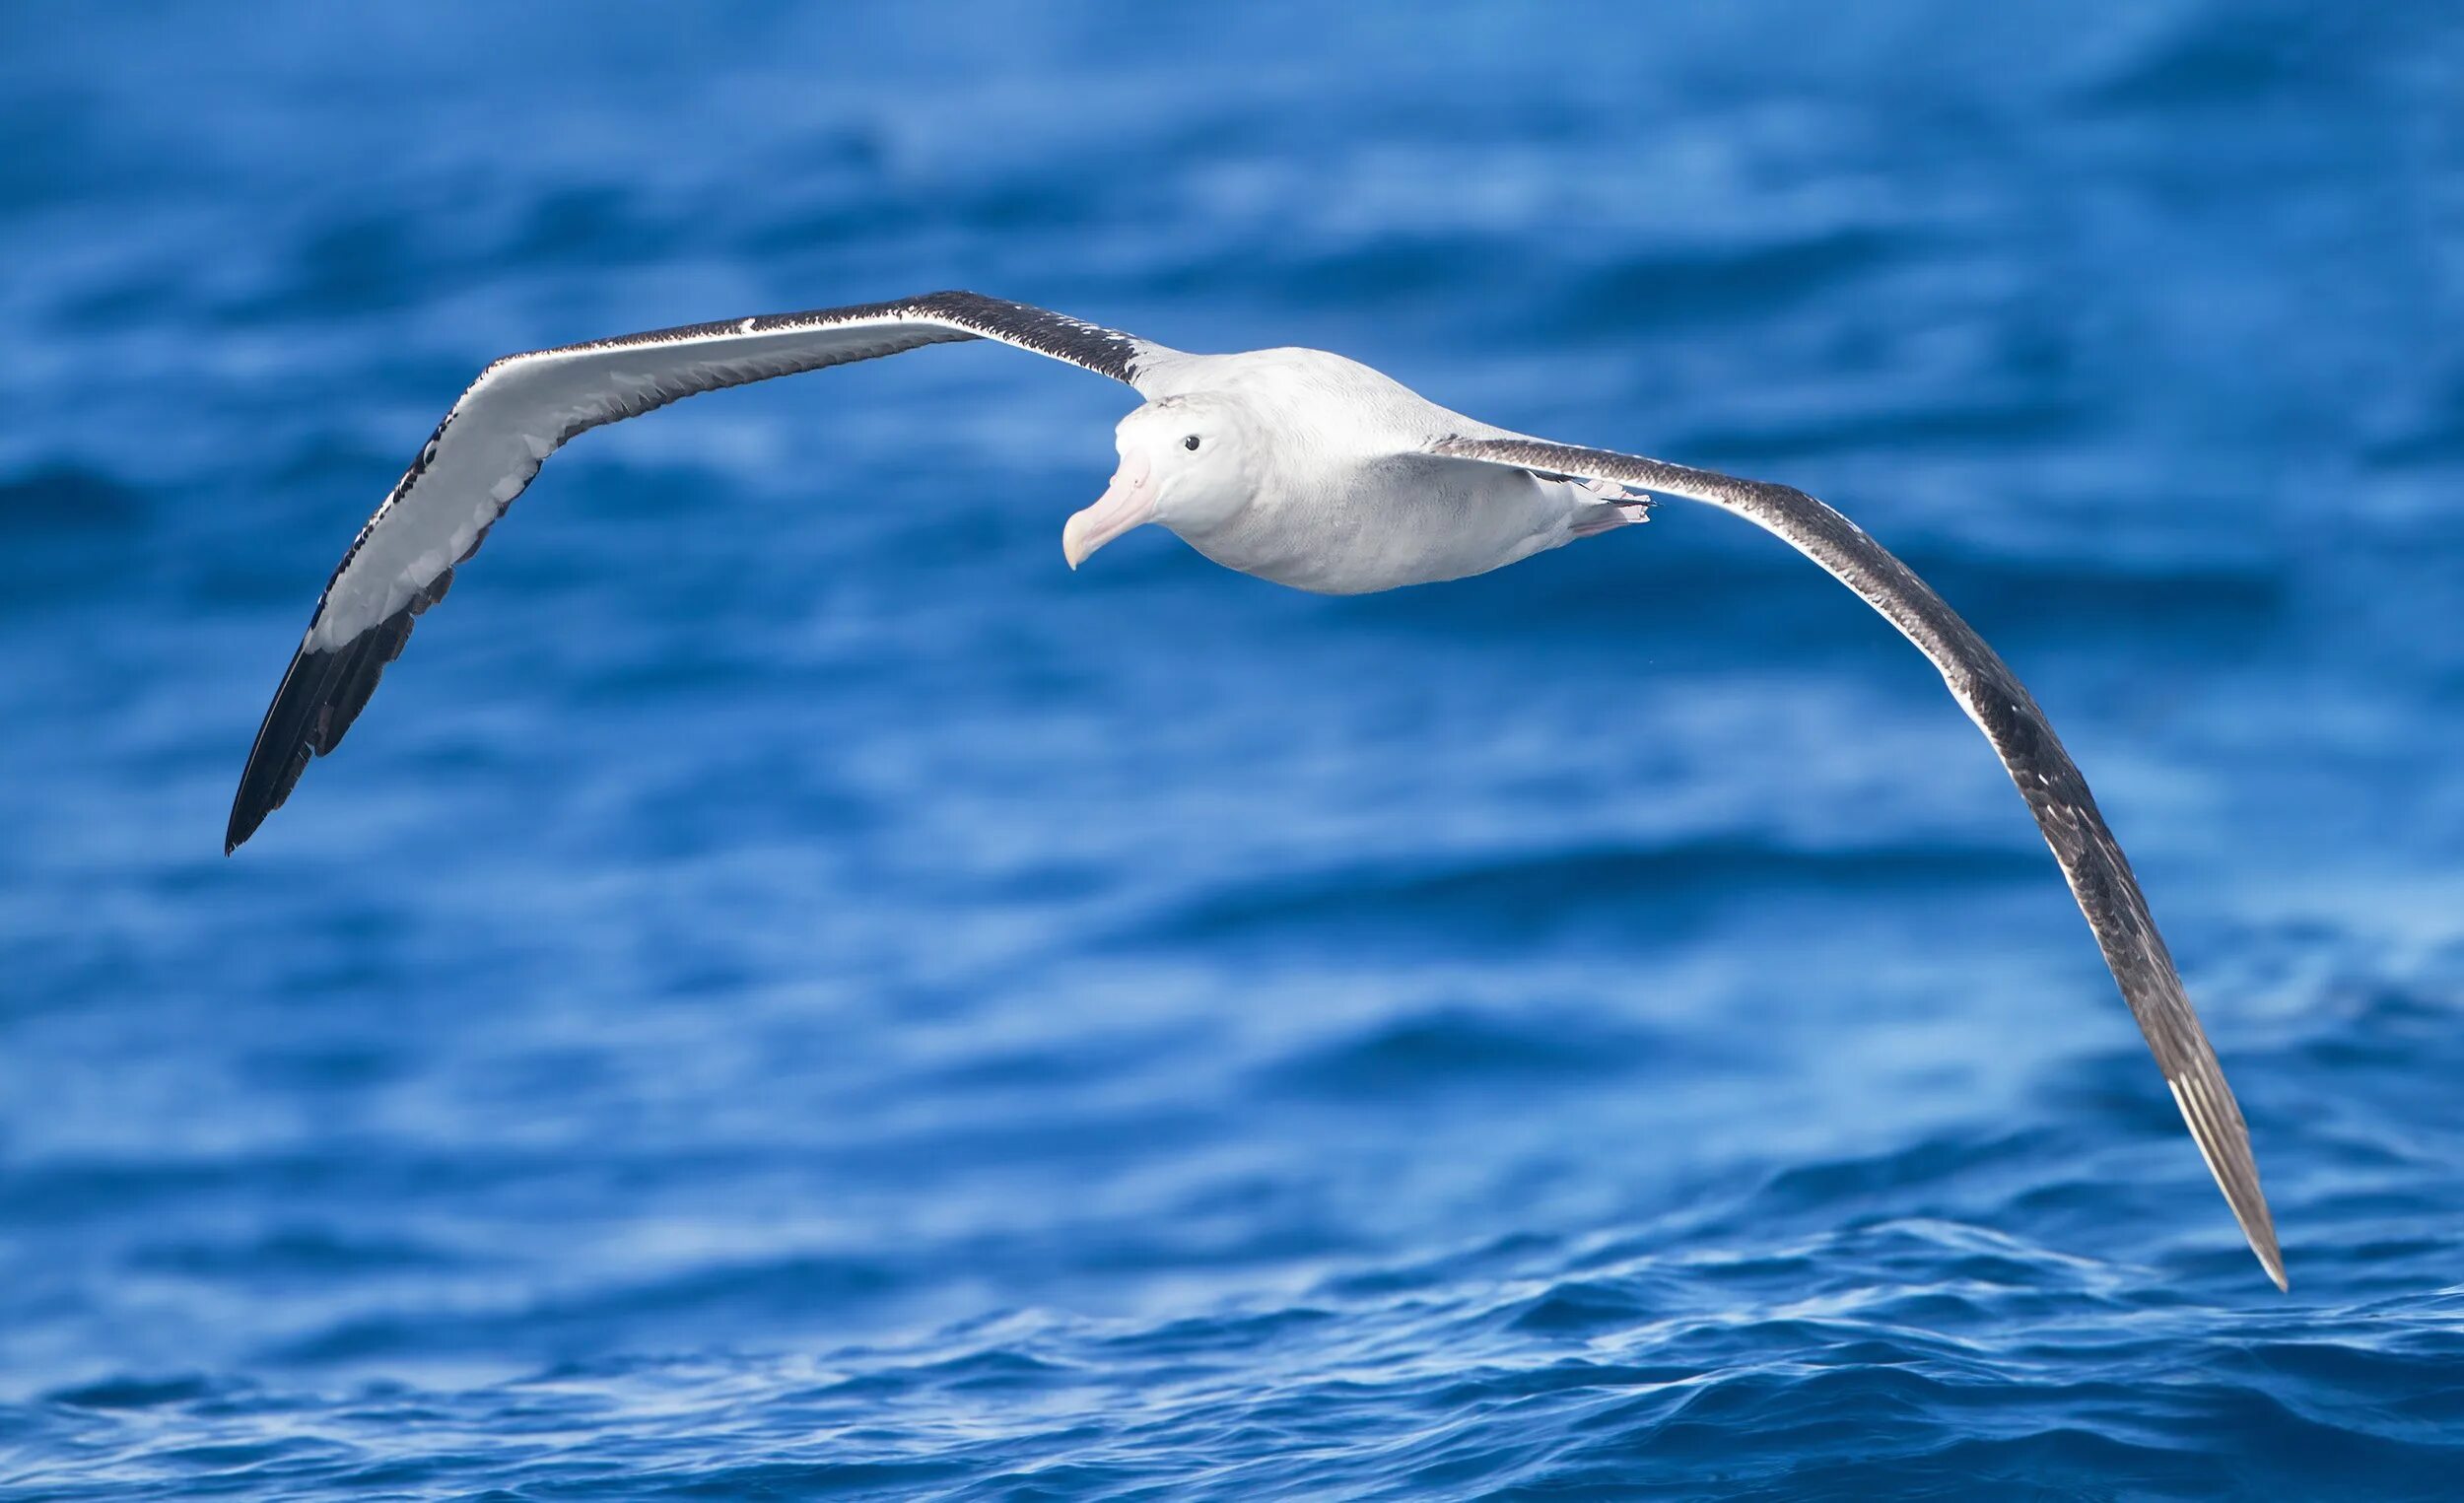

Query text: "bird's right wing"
[1434, 434, 2286, 1290]
[228, 291, 1171, 853]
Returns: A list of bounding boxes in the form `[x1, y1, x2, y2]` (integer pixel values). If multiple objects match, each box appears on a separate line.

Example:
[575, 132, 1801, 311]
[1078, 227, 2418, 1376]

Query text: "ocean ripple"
[5, 0, 2464, 1496]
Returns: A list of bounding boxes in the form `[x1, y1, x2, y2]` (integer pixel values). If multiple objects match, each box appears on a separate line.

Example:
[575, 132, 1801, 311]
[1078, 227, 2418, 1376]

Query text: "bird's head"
[1064, 395, 1255, 569]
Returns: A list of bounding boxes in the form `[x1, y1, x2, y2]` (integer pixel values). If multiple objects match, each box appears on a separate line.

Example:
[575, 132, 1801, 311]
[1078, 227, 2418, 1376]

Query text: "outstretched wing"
[228, 292, 1171, 853]
[1432, 435, 2286, 1290]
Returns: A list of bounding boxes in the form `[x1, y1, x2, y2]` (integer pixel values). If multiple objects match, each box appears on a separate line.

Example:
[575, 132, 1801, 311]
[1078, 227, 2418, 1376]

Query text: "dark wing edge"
[226, 292, 1154, 854]
[223, 562, 453, 853]
[1432, 435, 2286, 1290]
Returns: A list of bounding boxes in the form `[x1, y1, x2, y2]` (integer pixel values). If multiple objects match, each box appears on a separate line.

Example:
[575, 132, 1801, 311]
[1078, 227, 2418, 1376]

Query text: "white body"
[1126, 347, 1638, 593]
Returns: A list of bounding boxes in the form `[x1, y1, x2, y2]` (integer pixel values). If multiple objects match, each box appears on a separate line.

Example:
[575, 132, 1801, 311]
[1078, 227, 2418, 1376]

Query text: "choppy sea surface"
[6, 4, 2464, 1497]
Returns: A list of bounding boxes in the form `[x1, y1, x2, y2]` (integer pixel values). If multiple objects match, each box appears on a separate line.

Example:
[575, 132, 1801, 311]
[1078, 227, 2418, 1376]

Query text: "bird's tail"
[1569, 475, 1653, 537]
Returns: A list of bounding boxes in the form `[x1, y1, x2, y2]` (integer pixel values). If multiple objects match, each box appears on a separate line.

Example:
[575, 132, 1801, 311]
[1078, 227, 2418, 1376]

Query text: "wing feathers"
[229, 293, 1157, 850]
[1432, 435, 2286, 1289]
[225, 602, 416, 852]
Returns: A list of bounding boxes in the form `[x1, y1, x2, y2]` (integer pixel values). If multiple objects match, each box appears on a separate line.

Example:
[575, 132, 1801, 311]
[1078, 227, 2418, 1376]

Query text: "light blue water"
[5, 4, 2464, 1496]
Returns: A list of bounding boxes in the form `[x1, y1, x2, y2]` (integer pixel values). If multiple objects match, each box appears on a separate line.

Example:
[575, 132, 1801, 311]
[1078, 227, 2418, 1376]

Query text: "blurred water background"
[5, 3, 2464, 1496]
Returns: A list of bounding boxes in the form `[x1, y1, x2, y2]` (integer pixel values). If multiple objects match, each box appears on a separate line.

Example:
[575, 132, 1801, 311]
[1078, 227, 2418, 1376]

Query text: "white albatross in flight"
[226, 290, 2284, 1289]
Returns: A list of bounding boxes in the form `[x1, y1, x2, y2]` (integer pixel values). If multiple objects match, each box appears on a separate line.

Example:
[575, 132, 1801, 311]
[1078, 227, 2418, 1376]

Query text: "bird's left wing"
[227, 292, 1167, 853]
[1431, 434, 2286, 1290]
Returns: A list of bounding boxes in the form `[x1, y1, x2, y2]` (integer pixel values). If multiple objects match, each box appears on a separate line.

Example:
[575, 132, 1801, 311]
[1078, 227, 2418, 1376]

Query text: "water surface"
[4, 4, 2463, 1497]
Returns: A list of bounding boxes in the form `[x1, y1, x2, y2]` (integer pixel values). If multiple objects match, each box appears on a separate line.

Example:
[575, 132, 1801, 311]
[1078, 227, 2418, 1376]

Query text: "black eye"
[1183, 435, 1201, 451]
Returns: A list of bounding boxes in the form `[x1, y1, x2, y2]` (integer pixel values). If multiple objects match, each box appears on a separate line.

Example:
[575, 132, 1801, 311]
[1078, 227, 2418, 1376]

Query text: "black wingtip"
[224, 608, 419, 854]
[225, 647, 343, 855]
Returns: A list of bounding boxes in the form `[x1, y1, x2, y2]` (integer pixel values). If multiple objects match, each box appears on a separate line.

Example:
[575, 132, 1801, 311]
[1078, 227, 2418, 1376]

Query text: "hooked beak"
[1062, 451, 1155, 569]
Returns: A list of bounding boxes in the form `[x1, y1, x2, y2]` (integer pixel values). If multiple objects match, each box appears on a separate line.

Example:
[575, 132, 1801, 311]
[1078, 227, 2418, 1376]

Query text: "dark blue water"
[6, 4, 2464, 1496]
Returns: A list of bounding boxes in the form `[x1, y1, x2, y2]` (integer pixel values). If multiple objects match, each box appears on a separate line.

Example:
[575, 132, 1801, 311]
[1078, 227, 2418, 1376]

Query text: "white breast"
[1175, 454, 1587, 593]
[1145, 347, 1604, 593]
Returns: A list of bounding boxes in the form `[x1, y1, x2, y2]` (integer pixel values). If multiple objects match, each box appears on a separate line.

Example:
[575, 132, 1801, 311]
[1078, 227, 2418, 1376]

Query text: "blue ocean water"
[5, 2, 2464, 1495]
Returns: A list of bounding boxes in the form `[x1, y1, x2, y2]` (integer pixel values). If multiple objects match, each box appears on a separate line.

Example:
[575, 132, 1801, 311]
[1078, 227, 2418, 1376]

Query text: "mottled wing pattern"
[1432, 435, 2285, 1290]
[228, 293, 1158, 852]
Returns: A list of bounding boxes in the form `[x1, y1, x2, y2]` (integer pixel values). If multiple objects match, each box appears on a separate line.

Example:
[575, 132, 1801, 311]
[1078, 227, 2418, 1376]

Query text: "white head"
[1062, 395, 1257, 569]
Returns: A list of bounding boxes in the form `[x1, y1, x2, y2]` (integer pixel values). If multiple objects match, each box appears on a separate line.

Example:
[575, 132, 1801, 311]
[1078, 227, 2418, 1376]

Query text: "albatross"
[225, 290, 2285, 1289]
